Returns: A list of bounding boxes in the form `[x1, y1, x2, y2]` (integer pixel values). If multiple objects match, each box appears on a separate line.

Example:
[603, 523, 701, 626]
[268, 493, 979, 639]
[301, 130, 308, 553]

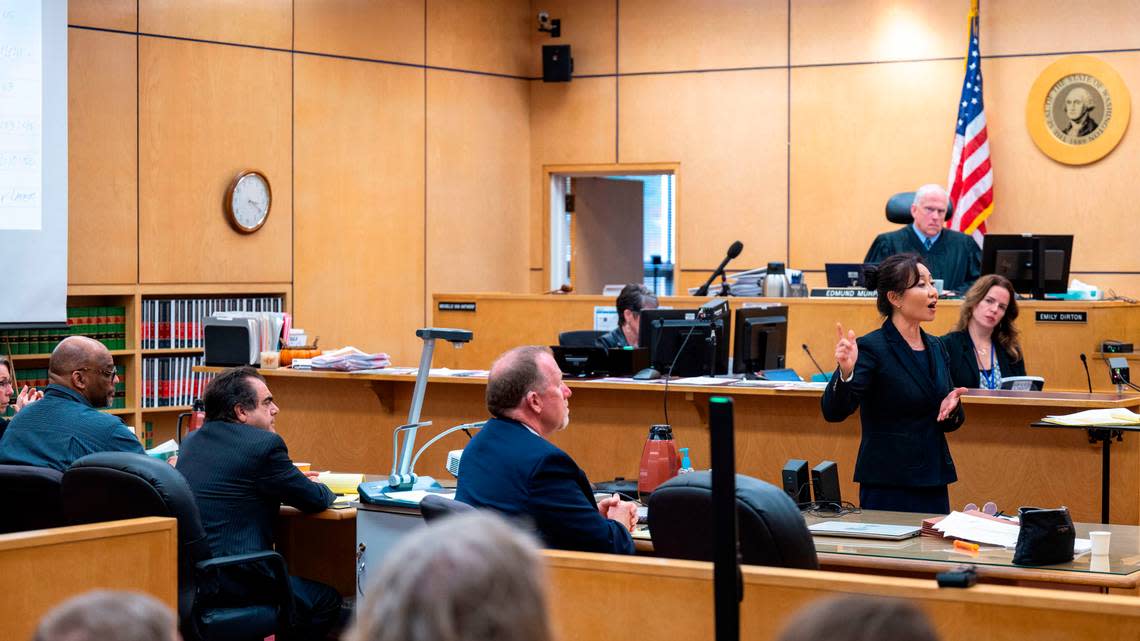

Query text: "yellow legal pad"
[318, 472, 365, 494]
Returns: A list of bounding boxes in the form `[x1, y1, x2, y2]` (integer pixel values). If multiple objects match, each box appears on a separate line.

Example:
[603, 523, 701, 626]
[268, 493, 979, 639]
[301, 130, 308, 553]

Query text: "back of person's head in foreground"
[347, 511, 552, 641]
[34, 590, 177, 641]
[775, 594, 939, 641]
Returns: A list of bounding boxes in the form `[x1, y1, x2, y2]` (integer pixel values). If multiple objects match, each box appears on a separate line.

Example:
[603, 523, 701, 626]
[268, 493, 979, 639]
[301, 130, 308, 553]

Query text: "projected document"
[0, 1, 42, 230]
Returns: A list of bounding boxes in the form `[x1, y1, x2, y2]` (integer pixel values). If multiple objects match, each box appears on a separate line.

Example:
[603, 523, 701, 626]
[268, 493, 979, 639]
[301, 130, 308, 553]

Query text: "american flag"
[946, 0, 992, 247]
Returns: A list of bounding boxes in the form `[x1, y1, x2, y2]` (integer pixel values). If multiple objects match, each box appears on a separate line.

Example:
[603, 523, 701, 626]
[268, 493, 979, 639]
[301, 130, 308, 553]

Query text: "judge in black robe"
[864, 185, 981, 293]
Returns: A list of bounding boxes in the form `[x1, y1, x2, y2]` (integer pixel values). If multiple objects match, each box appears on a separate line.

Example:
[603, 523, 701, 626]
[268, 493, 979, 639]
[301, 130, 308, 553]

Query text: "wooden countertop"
[200, 366, 1140, 409]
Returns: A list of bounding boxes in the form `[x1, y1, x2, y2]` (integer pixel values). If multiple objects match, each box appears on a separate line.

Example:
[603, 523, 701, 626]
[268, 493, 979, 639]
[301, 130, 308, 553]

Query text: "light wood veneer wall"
[67, 0, 532, 364]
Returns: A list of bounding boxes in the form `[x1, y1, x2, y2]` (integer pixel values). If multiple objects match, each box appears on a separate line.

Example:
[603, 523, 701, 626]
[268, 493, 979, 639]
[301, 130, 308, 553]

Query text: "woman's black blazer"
[821, 319, 964, 488]
[940, 329, 1026, 389]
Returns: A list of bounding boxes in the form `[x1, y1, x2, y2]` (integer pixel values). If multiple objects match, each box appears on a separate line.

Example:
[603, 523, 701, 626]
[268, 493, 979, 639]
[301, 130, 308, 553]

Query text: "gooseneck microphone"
[1079, 353, 1093, 394]
[802, 344, 828, 378]
[695, 240, 744, 297]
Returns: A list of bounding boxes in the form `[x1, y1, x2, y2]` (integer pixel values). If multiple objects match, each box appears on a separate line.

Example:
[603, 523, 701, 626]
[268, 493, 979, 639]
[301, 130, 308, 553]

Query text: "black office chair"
[558, 330, 608, 347]
[61, 452, 296, 641]
[0, 464, 65, 534]
[421, 494, 476, 523]
[886, 191, 955, 225]
[647, 472, 818, 569]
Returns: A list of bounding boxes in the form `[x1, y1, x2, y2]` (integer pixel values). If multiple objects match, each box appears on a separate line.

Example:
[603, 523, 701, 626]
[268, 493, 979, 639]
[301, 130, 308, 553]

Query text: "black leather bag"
[1012, 506, 1075, 566]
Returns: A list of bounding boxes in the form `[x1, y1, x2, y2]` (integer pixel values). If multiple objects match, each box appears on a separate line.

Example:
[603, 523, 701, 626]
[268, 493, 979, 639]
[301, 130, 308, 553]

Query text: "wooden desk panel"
[0, 517, 178, 641]
[544, 551, 1140, 641]
[431, 293, 1140, 392]
[226, 368, 1140, 525]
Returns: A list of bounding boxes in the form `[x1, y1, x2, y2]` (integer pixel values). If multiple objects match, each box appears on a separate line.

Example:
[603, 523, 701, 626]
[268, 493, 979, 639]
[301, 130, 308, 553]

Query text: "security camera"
[537, 11, 560, 37]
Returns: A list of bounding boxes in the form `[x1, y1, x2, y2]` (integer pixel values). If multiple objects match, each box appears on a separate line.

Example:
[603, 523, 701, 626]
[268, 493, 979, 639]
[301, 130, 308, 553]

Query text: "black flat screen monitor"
[732, 305, 789, 374]
[825, 263, 875, 288]
[981, 234, 1073, 299]
[638, 306, 730, 377]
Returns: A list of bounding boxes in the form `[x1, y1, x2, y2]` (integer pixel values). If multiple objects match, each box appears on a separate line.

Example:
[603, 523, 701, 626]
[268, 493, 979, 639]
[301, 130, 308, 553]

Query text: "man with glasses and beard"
[0, 336, 142, 470]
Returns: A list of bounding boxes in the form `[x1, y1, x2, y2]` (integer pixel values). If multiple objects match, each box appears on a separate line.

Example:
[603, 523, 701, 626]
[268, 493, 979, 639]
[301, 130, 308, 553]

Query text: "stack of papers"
[933, 510, 1022, 547]
[1042, 408, 1140, 426]
[146, 439, 178, 461]
[311, 347, 391, 371]
[317, 472, 364, 494]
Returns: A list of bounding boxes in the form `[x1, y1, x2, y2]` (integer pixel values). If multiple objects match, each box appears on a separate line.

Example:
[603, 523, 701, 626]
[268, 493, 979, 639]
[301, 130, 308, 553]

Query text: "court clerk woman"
[821, 253, 968, 513]
[941, 274, 1026, 389]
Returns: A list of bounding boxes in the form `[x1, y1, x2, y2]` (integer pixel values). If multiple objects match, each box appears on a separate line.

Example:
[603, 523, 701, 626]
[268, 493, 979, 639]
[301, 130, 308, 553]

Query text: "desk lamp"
[387, 328, 473, 490]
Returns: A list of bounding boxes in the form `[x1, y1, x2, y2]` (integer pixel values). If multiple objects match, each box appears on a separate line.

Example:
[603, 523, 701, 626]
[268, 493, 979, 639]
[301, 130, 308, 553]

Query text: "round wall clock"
[224, 170, 272, 233]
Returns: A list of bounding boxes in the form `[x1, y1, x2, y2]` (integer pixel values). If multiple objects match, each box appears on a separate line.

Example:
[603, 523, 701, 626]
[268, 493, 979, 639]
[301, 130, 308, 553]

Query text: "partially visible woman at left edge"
[0, 356, 42, 440]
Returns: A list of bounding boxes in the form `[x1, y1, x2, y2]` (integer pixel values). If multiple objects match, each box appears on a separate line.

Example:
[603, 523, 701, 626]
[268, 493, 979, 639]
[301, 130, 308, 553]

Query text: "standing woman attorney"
[941, 275, 1025, 389]
[821, 254, 968, 513]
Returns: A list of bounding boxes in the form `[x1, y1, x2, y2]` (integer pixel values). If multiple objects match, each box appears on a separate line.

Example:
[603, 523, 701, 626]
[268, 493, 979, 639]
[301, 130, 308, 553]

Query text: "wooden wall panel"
[529, 78, 617, 270]
[527, 0, 616, 77]
[293, 55, 425, 365]
[979, 53, 1140, 273]
[0, 518, 177, 641]
[295, 0, 424, 63]
[620, 0, 787, 73]
[983, 0, 1140, 56]
[1076, 274, 1140, 299]
[68, 29, 137, 285]
[620, 70, 787, 271]
[426, 72, 530, 313]
[426, 0, 531, 77]
[69, 0, 137, 31]
[138, 39, 292, 284]
[789, 60, 961, 271]
[791, 0, 961, 66]
[139, 0, 292, 49]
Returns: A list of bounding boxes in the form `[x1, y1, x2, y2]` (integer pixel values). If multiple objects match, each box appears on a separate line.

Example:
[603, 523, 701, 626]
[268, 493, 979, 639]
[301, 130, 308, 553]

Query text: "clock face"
[228, 172, 271, 233]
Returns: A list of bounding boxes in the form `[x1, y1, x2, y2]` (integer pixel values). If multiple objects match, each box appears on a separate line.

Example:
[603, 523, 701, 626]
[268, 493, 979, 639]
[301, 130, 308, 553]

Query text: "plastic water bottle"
[677, 447, 694, 474]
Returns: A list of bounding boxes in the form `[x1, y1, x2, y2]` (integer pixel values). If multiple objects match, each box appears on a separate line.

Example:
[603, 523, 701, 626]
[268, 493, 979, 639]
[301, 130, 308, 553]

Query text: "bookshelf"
[3, 283, 290, 447]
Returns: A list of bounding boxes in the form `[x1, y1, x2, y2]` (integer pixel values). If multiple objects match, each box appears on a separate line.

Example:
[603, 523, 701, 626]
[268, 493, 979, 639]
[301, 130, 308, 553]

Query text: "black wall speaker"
[781, 459, 810, 505]
[811, 460, 842, 507]
[543, 44, 573, 82]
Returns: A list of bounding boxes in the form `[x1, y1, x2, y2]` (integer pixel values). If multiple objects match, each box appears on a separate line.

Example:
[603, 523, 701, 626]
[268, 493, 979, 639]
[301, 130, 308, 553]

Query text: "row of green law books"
[0, 307, 128, 355]
[14, 367, 128, 409]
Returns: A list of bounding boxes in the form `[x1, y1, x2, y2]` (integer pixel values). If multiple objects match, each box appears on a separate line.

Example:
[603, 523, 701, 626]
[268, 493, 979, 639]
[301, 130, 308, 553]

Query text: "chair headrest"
[0, 463, 63, 485]
[885, 191, 955, 225]
[648, 471, 818, 569]
[63, 452, 208, 556]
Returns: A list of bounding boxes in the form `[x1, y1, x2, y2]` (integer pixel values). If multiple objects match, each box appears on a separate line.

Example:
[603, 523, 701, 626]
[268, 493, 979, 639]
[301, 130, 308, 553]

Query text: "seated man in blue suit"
[456, 345, 638, 554]
[176, 367, 344, 639]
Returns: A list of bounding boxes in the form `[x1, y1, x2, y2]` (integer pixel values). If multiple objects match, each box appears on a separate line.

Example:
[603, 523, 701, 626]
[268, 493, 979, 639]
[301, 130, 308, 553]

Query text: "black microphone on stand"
[802, 344, 828, 379]
[1080, 353, 1093, 393]
[695, 241, 743, 297]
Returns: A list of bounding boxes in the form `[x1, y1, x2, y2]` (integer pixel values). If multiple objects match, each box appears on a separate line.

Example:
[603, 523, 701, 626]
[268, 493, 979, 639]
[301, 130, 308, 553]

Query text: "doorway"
[546, 165, 678, 296]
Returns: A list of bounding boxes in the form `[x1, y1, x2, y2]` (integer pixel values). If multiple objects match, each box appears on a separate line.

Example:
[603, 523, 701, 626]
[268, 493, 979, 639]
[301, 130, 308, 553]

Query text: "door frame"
[541, 163, 680, 292]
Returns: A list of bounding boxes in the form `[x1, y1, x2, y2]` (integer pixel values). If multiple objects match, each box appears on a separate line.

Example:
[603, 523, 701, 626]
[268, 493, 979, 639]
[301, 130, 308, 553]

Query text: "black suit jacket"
[821, 319, 964, 487]
[940, 329, 1026, 389]
[176, 420, 334, 557]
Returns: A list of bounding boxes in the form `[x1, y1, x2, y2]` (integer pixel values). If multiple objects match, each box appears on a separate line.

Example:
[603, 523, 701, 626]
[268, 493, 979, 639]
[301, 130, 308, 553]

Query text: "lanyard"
[980, 344, 997, 389]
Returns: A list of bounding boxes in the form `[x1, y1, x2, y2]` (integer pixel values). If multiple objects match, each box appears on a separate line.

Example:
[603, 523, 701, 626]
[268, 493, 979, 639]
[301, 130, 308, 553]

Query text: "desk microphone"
[802, 344, 827, 378]
[1079, 353, 1093, 393]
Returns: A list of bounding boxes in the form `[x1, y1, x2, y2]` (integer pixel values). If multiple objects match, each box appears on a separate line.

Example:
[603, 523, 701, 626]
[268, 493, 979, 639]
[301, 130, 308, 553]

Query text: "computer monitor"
[825, 263, 875, 288]
[732, 305, 789, 374]
[981, 234, 1073, 299]
[639, 305, 730, 377]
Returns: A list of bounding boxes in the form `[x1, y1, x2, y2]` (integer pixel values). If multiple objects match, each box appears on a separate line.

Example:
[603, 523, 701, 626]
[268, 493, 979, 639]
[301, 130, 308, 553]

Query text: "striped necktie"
[923, 237, 933, 250]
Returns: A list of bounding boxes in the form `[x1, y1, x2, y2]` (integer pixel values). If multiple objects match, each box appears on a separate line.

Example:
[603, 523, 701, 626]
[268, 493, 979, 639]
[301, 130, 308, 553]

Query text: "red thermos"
[639, 424, 680, 495]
